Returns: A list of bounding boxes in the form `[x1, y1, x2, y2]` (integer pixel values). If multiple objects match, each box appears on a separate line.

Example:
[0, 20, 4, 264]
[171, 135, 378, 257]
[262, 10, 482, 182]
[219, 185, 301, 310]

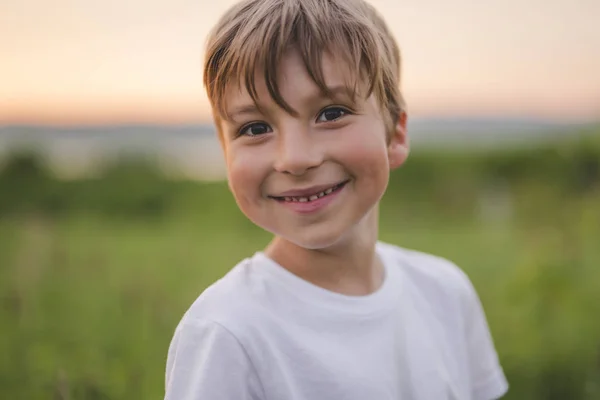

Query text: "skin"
[218, 49, 409, 296]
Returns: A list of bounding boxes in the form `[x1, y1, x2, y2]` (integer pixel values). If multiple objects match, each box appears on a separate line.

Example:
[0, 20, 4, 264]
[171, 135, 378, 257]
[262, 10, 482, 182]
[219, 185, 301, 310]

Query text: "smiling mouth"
[270, 181, 348, 203]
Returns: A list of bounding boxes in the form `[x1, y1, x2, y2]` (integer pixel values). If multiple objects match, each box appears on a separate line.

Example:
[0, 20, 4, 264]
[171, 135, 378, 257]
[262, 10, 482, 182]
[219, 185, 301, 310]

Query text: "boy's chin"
[272, 228, 350, 252]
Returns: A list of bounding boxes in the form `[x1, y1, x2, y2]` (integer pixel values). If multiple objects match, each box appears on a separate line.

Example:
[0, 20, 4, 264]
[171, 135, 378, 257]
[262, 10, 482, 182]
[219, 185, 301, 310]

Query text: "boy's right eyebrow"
[224, 104, 261, 123]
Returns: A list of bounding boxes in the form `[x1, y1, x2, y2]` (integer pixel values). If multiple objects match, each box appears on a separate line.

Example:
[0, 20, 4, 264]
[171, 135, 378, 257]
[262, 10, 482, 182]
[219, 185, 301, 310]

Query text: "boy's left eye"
[317, 107, 349, 123]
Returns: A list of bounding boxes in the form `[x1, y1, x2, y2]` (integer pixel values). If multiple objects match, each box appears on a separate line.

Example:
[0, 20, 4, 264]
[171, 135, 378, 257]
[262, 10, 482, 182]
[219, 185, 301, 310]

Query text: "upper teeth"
[284, 186, 335, 202]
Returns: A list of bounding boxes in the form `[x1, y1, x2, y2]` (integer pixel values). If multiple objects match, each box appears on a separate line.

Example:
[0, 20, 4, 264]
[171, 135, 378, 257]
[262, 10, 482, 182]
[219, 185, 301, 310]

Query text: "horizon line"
[3, 113, 599, 129]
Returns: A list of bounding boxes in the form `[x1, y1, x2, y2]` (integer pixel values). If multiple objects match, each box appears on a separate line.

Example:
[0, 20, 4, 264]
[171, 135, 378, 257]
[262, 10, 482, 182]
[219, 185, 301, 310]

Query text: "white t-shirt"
[165, 241, 508, 400]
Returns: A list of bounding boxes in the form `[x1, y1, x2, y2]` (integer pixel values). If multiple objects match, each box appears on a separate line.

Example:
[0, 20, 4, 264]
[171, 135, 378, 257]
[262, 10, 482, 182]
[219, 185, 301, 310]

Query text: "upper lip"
[270, 180, 347, 198]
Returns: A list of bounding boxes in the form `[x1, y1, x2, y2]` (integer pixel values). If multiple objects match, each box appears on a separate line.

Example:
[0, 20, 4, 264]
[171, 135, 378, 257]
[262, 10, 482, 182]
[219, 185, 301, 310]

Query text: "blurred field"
[1, 126, 599, 399]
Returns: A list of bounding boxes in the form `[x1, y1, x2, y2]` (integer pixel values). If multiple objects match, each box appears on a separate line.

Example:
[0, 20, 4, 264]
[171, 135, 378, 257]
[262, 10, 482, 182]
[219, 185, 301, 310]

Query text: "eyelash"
[236, 106, 353, 138]
[316, 105, 352, 123]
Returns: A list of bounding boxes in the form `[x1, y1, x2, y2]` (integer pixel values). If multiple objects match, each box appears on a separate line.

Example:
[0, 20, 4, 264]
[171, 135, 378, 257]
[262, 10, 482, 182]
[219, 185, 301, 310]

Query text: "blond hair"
[203, 0, 405, 132]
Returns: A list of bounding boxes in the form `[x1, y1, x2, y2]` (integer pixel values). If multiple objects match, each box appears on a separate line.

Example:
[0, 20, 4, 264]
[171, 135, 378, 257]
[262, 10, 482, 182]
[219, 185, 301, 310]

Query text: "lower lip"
[275, 183, 346, 214]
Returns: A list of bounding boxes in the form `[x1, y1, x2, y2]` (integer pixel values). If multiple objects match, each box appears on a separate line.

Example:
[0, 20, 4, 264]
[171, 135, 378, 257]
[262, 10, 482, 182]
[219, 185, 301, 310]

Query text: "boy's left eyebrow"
[310, 84, 355, 103]
[290, 84, 356, 110]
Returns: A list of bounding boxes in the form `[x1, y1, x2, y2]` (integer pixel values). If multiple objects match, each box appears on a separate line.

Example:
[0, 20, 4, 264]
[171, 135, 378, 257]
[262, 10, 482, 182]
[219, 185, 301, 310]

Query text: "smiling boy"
[164, 0, 508, 399]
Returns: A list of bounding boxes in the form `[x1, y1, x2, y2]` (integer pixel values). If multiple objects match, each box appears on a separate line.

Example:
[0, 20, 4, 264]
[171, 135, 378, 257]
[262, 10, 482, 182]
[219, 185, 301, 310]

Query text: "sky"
[1, 0, 599, 125]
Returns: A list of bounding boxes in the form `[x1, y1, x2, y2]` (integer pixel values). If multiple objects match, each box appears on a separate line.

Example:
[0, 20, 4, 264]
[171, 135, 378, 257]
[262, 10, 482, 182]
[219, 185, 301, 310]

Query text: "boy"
[165, 0, 509, 399]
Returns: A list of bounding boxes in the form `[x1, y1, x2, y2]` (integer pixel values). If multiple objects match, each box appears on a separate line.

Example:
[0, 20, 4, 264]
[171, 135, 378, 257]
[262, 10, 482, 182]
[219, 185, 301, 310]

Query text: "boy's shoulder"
[377, 241, 478, 308]
[379, 241, 473, 289]
[177, 256, 261, 332]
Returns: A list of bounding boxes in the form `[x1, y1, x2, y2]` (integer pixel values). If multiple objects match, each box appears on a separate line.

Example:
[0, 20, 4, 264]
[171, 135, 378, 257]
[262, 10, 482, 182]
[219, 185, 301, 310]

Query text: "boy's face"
[218, 50, 408, 250]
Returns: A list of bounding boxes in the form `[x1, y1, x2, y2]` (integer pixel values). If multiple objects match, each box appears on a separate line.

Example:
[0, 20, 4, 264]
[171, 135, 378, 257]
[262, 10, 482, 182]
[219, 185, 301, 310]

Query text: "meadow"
[1, 126, 599, 399]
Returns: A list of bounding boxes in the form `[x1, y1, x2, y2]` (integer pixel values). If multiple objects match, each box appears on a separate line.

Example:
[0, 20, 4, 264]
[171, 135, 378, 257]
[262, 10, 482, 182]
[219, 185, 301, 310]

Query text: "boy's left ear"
[387, 111, 409, 170]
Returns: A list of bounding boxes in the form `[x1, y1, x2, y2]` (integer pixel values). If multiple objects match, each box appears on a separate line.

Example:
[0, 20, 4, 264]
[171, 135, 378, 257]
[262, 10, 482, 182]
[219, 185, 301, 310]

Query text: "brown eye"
[317, 107, 349, 122]
[239, 122, 272, 137]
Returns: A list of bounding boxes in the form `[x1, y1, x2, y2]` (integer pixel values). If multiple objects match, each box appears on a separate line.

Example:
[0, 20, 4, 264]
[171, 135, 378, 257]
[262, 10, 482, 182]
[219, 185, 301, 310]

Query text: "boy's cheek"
[227, 154, 269, 196]
[336, 132, 389, 164]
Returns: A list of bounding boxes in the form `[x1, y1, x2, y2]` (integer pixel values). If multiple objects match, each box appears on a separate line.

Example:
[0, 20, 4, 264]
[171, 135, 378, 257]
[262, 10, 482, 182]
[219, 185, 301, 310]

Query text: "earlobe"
[388, 111, 409, 170]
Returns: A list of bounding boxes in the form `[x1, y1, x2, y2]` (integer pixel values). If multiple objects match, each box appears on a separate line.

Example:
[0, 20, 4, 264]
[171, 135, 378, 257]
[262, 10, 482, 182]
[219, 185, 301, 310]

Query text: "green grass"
[1, 186, 599, 399]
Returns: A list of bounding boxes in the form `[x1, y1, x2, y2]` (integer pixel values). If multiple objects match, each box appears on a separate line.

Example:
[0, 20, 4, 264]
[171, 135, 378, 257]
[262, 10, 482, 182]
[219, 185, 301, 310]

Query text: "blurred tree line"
[1, 126, 598, 221]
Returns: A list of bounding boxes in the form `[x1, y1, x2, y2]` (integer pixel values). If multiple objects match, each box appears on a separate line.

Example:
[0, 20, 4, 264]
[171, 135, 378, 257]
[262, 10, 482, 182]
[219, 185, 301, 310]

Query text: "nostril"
[274, 153, 323, 175]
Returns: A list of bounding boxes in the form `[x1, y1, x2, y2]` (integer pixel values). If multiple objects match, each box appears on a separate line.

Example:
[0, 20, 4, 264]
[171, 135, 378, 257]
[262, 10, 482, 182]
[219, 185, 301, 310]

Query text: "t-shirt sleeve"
[461, 276, 509, 400]
[165, 318, 264, 400]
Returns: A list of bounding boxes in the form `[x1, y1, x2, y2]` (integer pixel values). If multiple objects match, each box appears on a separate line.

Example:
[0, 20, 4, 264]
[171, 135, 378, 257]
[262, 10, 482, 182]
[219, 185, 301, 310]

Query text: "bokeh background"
[1, 0, 599, 399]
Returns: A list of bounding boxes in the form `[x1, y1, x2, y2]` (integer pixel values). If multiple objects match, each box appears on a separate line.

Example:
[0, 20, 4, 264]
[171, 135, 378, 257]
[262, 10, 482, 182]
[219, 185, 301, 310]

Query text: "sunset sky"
[1, 0, 599, 125]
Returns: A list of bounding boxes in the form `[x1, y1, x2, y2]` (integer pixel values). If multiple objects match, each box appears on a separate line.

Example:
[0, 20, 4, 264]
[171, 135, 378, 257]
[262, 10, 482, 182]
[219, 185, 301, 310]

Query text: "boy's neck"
[264, 208, 384, 297]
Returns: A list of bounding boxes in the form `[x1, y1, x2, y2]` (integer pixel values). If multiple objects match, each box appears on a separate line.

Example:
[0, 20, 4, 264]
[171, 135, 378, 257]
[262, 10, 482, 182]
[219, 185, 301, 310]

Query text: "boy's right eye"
[239, 122, 272, 137]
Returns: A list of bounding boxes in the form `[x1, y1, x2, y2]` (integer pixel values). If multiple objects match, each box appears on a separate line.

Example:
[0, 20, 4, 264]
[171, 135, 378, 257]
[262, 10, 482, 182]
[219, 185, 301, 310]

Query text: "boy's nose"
[273, 130, 323, 176]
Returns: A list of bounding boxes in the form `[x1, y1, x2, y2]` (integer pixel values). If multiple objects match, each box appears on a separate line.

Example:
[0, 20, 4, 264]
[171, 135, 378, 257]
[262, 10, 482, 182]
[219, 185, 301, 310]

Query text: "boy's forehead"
[222, 50, 366, 116]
